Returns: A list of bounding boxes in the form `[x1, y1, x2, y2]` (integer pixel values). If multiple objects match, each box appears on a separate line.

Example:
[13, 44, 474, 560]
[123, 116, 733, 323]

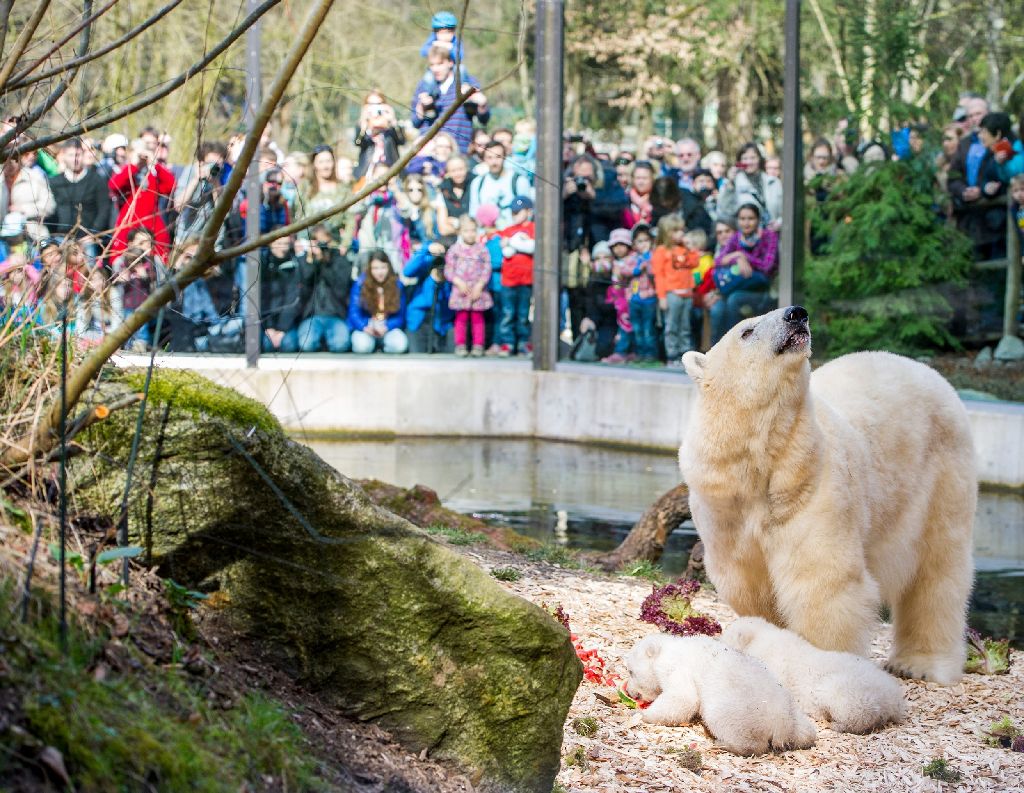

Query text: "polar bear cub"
[624, 633, 817, 756]
[721, 617, 907, 734]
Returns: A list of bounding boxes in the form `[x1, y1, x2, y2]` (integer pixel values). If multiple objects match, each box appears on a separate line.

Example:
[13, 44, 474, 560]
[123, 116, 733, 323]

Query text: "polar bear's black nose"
[783, 305, 808, 324]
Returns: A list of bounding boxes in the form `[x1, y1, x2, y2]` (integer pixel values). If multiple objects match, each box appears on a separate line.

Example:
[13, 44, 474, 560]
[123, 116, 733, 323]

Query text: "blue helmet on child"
[432, 11, 458, 30]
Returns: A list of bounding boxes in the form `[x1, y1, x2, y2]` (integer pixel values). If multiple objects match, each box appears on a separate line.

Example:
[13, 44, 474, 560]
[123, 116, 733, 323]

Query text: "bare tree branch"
[0, 0, 527, 469]
[0, 0, 333, 468]
[7, 0, 281, 158]
[6, 0, 116, 87]
[0, 0, 15, 60]
[0, 0, 96, 151]
[917, 42, 970, 106]
[1003, 69, 1024, 106]
[0, 0, 53, 92]
[211, 14, 528, 262]
[7, 0, 186, 91]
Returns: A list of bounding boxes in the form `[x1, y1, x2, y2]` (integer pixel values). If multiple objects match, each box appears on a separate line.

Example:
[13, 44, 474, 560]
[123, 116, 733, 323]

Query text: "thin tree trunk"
[596, 483, 690, 571]
[985, 0, 1004, 108]
[859, 0, 878, 138]
[518, 56, 531, 118]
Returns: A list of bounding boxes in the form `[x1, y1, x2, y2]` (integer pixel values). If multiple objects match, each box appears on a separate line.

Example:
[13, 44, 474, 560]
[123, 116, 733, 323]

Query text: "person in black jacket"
[562, 154, 628, 337]
[47, 138, 114, 256]
[948, 99, 1008, 260]
[296, 223, 353, 352]
[260, 233, 302, 352]
[354, 90, 406, 180]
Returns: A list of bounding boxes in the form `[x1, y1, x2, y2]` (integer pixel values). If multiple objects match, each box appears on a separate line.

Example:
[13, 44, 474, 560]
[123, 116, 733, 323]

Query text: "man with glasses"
[674, 138, 702, 192]
[238, 168, 290, 235]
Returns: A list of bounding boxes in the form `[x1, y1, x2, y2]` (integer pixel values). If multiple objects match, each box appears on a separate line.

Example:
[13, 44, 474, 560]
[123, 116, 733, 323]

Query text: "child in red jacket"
[496, 196, 534, 356]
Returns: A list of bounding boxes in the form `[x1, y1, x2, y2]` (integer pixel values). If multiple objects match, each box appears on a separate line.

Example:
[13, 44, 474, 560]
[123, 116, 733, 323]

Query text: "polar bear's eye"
[741, 327, 755, 339]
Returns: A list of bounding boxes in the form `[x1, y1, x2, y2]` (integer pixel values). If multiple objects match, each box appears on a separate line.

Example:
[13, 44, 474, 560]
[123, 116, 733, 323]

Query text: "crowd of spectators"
[1, 8, 1022, 366]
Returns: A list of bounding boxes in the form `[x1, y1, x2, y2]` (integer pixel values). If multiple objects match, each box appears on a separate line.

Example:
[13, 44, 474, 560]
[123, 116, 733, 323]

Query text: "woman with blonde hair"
[398, 173, 440, 252]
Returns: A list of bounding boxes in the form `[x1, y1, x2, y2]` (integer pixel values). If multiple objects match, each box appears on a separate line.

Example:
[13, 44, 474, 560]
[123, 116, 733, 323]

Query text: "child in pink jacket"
[444, 215, 493, 356]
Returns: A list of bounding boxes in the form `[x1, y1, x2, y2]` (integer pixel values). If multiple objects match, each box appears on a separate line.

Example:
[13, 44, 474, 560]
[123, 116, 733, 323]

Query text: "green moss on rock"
[119, 368, 280, 435]
[70, 371, 581, 793]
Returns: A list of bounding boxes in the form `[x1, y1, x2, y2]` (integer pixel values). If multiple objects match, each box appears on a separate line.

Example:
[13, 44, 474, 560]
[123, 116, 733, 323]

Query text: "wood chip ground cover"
[461, 546, 1024, 793]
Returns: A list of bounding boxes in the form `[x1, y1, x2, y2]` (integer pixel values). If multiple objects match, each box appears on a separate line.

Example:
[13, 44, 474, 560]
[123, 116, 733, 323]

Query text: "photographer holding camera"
[562, 152, 628, 336]
[294, 223, 353, 353]
[174, 141, 228, 242]
[411, 45, 489, 154]
[354, 90, 405, 180]
[108, 137, 176, 259]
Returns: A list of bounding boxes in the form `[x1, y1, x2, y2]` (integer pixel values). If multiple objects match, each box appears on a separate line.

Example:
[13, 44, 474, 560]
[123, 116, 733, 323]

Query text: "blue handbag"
[712, 265, 770, 296]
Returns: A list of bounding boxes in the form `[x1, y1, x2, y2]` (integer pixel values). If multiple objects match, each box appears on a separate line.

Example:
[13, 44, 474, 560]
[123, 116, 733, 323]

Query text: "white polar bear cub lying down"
[721, 617, 907, 734]
[624, 633, 817, 756]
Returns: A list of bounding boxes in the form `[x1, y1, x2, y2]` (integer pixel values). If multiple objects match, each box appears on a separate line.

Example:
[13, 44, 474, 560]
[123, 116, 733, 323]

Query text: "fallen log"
[596, 482, 691, 571]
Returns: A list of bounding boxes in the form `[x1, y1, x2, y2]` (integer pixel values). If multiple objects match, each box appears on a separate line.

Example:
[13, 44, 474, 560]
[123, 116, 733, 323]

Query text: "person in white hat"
[99, 133, 129, 180]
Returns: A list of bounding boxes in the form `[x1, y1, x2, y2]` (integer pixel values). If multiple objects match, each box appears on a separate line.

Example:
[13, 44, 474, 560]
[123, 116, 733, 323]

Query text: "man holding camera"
[562, 153, 628, 336]
[295, 223, 353, 353]
[108, 136, 176, 258]
[173, 141, 228, 241]
[411, 45, 490, 154]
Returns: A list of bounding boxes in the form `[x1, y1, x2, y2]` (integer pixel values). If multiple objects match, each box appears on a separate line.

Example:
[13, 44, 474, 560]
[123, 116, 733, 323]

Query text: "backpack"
[571, 329, 599, 362]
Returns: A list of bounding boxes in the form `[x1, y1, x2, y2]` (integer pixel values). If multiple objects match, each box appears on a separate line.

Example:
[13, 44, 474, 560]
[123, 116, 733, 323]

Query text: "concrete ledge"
[113, 353, 1024, 489]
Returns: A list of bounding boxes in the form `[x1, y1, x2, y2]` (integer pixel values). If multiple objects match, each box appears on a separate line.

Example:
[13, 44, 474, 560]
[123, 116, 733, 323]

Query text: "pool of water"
[308, 437, 1024, 645]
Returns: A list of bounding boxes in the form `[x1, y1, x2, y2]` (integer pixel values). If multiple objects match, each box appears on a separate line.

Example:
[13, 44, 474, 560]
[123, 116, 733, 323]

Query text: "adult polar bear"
[680, 306, 976, 685]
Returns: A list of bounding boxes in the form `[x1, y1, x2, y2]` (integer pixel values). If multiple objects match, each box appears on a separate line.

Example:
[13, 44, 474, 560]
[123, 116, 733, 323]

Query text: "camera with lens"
[370, 105, 387, 118]
[317, 240, 331, 250]
[422, 88, 441, 121]
[574, 175, 591, 193]
[208, 162, 222, 180]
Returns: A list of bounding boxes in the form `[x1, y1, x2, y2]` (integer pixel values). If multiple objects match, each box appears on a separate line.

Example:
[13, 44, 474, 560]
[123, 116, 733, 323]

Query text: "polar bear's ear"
[644, 639, 662, 660]
[681, 351, 707, 383]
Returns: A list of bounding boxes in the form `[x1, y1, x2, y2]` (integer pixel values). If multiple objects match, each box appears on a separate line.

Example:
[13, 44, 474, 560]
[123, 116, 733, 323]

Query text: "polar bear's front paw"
[886, 653, 962, 686]
[641, 695, 699, 727]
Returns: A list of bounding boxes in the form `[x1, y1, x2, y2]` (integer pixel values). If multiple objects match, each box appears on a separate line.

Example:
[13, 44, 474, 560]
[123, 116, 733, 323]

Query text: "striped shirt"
[411, 72, 491, 153]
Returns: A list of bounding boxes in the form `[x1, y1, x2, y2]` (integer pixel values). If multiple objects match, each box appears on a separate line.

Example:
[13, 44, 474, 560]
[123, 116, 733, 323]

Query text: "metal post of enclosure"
[1005, 200, 1022, 338]
[778, 0, 804, 308]
[244, 2, 263, 368]
[533, 0, 563, 371]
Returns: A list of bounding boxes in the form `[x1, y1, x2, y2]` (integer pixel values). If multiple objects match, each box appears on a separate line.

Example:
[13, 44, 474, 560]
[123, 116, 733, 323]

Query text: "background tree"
[805, 160, 975, 356]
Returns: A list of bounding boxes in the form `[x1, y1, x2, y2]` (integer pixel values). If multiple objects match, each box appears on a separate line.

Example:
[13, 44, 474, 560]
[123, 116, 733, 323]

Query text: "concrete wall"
[119, 354, 1024, 489]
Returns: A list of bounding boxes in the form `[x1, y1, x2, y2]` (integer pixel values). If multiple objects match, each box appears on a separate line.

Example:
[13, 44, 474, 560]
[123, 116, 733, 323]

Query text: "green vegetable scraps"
[617, 689, 640, 709]
[964, 629, 1010, 675]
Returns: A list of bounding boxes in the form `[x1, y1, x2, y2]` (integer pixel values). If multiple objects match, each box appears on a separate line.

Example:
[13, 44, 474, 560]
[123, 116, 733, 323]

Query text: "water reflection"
[308, 437, 1023, 644]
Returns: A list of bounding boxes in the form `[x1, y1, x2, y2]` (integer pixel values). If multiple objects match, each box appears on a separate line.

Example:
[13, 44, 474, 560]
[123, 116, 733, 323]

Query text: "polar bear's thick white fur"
[680, 306, 976, 685]
[623, 633, 817, 756]
[721, 617, 907, 733]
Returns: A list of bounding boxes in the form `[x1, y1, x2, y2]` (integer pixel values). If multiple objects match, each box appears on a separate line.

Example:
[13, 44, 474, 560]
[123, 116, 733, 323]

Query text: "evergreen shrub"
[806, 161, 974, 357]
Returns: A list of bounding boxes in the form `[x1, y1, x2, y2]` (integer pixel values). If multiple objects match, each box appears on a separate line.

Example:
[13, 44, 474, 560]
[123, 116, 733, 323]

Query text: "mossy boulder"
[71, 368, 581, 793]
